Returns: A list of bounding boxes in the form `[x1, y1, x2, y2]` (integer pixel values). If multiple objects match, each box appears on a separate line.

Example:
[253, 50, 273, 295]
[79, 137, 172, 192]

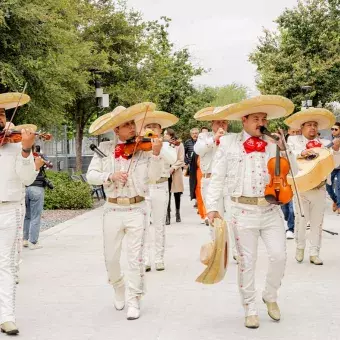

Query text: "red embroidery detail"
[306, 140, 322, 149]
[243, 137, 267, 154]
[215, 139, 220, 146]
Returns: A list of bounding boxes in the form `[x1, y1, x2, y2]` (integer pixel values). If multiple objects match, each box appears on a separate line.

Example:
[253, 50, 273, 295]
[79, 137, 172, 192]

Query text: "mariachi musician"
[206, 95, 298, 329]
[193, 106, 238, 261]
[86, 103, 163, 321]
[285, 108, 340, 265]
[0, 92, 40, 335]
[134, 111, 178, 273]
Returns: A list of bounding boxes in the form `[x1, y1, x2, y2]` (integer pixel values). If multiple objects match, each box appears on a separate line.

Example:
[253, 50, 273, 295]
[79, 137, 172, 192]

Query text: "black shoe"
[176, 209, 181, 222]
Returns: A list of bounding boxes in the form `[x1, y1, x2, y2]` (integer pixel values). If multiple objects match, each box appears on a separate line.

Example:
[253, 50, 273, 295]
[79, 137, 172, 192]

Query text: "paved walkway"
[16, 189, 340, 340]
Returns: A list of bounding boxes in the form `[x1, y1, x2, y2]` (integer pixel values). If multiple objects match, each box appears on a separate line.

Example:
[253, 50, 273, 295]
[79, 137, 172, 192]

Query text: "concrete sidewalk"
[15, 193, 340, 340]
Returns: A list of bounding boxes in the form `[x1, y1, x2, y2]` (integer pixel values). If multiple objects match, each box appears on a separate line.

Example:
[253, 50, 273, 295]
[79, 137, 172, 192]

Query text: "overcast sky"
[127, 0, 298, 94]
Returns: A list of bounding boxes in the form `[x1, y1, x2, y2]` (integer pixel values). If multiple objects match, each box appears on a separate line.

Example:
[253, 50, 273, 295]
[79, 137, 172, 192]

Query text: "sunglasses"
[331, 128, 339, 131]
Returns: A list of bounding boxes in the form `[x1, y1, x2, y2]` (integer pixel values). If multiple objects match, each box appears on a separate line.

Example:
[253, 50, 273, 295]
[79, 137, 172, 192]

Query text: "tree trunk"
[75, 120, 84, 172]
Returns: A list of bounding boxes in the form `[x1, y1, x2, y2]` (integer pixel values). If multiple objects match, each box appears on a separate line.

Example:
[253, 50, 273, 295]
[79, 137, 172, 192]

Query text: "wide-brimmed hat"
[194, 104, 233, 121]
[214, 95, 294, 121]
[13, 124, 37, 132]
[196, 218, 229, 285]
[284, 108, 335, 130]
[89, 102, 156, 135]
[0, 92, 31, 110]
[135, 111, 179, 131]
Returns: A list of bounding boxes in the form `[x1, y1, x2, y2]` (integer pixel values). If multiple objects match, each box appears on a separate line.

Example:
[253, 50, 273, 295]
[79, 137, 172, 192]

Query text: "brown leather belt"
[203, 173, 212, 179]
[231, 196, 269, 207]
[156, 177, 168, 184]
[107, 196, 145, 206]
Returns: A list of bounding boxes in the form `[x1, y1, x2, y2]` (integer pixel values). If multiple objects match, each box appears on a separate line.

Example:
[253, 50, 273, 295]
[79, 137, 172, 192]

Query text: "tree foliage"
[250, 0, 340, 113]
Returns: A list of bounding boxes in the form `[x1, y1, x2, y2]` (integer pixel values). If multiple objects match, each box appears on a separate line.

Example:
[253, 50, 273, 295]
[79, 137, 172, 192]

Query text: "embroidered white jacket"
[287, 134, 340, 185]
[194, 132, 219, 174]
[0, 143, 38, 202]
[205, 132, 298, 213]
[86, 141, 163, 198]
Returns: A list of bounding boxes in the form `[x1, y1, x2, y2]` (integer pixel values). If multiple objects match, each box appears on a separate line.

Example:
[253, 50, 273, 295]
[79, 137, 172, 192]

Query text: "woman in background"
[164, 128, 185, 225]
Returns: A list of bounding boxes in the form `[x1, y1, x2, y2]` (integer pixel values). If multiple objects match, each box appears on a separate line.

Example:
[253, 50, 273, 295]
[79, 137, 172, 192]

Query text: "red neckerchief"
[306, 140, 322, 149]
[243, 136, 267, 154]
[114, 144, 129, 160]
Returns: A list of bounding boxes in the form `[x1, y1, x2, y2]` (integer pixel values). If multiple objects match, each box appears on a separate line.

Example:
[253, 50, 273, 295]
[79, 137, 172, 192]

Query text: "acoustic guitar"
[287, 146, 335, 193]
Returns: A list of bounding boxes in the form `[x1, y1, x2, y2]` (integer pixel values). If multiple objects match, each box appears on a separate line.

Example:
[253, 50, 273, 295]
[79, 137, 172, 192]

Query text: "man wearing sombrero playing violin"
[205, 95, 298, 329]
[134, 111, 178, 273]
[285, 108, 340, 265]
[0, 93, 42, 335]
[87, 103, 164, 321]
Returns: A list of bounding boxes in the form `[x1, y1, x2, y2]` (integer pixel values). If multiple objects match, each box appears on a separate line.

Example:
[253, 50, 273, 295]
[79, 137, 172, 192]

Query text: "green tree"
[0, 0, 94, 126]
[250, 0, 340, 117]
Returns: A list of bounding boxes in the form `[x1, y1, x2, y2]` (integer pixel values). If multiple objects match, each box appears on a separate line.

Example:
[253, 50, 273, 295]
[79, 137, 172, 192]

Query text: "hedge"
[44, 171, 93, 210]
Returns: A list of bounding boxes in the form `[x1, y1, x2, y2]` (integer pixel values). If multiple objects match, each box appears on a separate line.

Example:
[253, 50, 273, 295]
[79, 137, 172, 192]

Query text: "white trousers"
[293, 187, 325, 256]
[0, 202, 21, 324]
[103, 202, 148, 302]
[230, 202, 286, 317]
[15, 200, 25, 275]
[144, 182, 169, 265]
[201, 177, 237, 258]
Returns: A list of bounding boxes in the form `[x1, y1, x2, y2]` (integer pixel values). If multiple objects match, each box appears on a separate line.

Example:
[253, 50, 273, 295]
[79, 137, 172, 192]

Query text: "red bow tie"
[243, 137, 267, 154]
[114, 144, 129, 159]
[306, 140, 322, 149]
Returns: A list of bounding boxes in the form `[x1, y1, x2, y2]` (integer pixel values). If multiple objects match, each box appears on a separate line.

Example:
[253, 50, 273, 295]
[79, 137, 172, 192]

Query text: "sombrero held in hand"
[196, 218, 229, 285]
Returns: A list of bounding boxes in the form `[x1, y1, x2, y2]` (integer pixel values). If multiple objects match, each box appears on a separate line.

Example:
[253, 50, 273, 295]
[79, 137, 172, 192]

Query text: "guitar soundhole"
[306, 154, 318, 160]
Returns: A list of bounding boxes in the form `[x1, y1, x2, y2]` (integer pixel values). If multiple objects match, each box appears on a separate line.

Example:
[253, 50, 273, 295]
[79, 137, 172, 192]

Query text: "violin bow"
[279, 129, 305, 218]
[122, 104, 151, 186]
[0, 83, 28, 148]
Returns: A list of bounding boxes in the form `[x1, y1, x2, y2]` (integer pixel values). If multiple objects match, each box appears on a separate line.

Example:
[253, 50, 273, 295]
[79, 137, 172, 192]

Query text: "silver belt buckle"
[257, 197, 269, 207]
[116, 197, 130, 206]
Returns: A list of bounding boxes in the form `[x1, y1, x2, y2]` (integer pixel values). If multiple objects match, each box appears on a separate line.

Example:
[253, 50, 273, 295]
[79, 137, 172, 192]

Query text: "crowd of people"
[0, 92, 339, 335]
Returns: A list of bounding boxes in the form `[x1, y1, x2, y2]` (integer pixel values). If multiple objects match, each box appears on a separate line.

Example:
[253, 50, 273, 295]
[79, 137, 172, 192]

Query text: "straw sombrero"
[14, 124, 37, 132]
[135, 111, 179, 131]
[194, 104, 233, 121]
[284, 108, 335, 130]
[0, 92, 30, 110]
[196, 218, 229, 284]
[89, 102, 156, 135]
[214, 95, 294, 121]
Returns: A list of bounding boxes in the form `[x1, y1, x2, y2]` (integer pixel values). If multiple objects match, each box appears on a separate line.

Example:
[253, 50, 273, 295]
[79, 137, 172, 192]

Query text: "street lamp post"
[301, 85, 313, 110]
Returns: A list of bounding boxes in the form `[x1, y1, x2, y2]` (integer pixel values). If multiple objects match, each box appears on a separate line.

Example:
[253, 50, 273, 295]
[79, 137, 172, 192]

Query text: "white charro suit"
[0, 144, 37, 324]
[206, 131, 298, 317]
[144, 142, 177, 267]
[194, 132, 237, 257]
[87, 141, 163, 304]
[287, 135, 340, 256]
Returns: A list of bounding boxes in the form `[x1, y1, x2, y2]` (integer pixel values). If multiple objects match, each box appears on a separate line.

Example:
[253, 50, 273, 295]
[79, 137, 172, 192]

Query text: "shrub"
[44, 171, 93, 210]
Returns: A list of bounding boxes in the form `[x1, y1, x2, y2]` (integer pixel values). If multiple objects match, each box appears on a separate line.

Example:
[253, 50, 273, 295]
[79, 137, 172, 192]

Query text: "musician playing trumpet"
[285, 108, 340, 265]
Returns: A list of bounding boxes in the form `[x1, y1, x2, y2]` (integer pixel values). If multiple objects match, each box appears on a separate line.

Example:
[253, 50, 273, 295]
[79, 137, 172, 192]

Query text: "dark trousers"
[167, 177, 182, 212]
[281, 200, 295, 232]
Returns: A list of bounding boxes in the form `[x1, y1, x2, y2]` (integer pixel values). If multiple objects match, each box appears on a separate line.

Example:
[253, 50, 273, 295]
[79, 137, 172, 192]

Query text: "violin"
[264, 145, 293, 205]
[0, 129, 52, 146]
[123, 129, 158, 157]
[169, 138, 181, 147]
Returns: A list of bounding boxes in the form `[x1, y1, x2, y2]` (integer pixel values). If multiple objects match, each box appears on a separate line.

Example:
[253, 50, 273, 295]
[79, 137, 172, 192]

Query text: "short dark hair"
[200, 126, 209, 132]
[166, 128, 176, 139]
[334, 122, 340, 127]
